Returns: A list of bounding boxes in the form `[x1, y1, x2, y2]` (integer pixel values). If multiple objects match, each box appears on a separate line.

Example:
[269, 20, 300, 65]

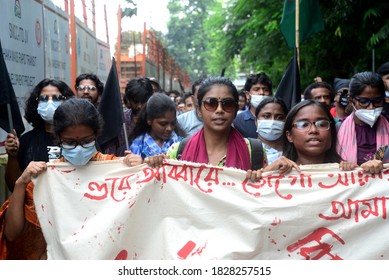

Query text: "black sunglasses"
[77, 85, 97, 92]
[352, 96, 385, 108]
[202, 97, 237, 113]
[36, 94, 66, 102]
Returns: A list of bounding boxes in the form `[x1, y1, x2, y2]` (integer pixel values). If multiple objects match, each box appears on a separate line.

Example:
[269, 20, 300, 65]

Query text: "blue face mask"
[61, 145, 97, 166]
[37, 100, 61, 124]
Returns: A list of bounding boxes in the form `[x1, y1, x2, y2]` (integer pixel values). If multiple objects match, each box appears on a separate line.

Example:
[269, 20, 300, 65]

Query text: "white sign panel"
[96, 39, 111, 84]
[43, 1, 70, 84]
[0, 0, 45, 101]
[76, 18, 97, 75]
[34, 160, 389, 260]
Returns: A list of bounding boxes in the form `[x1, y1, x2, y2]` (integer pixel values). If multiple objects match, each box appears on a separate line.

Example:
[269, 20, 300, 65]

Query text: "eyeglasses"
[60, 136, 96, 150]
[292, 120, 331, 131]
[77, 85, 97, 92]
[352, 96, 384, 108]
[202, 97, 237, 113]
[36, 94, 66, 102]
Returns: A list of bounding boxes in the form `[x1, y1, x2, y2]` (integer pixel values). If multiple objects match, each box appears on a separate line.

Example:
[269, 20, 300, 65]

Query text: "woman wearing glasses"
[0, 98, 150, 259]
[282, 100, 342, 166]
[266, 99, 383, 175]
[165, 77, 268, 181]
[4, 79, 74, 192]
[337, 71, 389, 167]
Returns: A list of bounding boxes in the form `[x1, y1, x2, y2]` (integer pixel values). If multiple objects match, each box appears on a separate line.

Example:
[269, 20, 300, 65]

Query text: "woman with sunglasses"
[337, 71, 389, 166]
[0, 98, 151, 259]
[4, 79, 75, 192]
[166, 77, 267, 180]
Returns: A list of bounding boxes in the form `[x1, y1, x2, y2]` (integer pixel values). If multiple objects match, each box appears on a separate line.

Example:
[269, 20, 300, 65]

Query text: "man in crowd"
[302, 81, 334, 111]
[233, 72, 273, 138]
[177, 78, 204, 137]
[74, 73, 104, 107]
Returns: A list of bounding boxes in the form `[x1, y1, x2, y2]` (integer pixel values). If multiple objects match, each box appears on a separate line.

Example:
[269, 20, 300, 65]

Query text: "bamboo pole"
[116, 5, 121, 78]
[81, 0, 87, 25]
[104, 4, 109, 45]
[295, 0, 300, 69]
[142, 22, 147, 77]
[92, 0, 96, 33]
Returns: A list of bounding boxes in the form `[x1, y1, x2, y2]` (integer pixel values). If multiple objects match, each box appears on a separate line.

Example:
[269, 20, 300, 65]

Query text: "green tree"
[167, 0, 389, 88]
[121, 0, 137, 19]
[166, 0, 216, 81]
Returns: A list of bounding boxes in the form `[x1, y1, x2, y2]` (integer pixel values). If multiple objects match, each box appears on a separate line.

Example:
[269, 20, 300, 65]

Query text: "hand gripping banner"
[33, 160, 389, 260]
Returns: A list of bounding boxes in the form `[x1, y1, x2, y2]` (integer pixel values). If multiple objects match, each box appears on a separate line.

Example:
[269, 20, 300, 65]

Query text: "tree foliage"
[165, 0, 216, 81]
[166, 0, 389, 90]
[121, 0, 137, 19]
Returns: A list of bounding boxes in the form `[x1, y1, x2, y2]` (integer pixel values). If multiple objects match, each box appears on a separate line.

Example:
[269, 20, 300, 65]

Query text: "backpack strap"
[247, 137, 264, 170]
[383, 145, 389, 163]
[176, 136, 191, 160]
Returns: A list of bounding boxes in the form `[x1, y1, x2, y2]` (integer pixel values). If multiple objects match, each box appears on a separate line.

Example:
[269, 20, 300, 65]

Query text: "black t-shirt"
[18, 127, 60, 172]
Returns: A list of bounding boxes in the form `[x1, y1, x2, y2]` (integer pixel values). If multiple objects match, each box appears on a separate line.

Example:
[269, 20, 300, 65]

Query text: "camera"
[338, 89, 349, 107]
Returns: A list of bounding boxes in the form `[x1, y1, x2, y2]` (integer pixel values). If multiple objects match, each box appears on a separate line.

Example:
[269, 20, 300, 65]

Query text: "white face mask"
[353, 104, 383, 127]
[385, 91, 389, 98]
[61, 145, 97, 166]
[250, 95, 267, 109]
[37, 100, 62, 124]
[256, 120, 285, 141]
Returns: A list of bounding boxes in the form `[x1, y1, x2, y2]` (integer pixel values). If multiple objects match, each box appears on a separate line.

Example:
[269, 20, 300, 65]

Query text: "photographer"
[332, 78, 351, 122]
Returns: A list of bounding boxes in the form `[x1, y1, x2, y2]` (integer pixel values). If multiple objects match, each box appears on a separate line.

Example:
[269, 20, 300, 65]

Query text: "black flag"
[0, 39, 25, 136]
[275, 48, 301, 111]
[97, 57, 124, 151]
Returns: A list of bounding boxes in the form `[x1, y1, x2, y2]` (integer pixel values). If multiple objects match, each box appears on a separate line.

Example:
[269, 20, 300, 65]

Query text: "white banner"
[33, 160, 389, 260]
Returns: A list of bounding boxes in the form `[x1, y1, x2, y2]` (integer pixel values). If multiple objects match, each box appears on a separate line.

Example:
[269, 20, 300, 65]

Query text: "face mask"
[37, 100, 61, 124]
[61, 145, 97, 166]
[256, 120, 285, 141]
[353, 105, 383, 128]
[250, 95, 267, 109]
[385, 91, 389, 98]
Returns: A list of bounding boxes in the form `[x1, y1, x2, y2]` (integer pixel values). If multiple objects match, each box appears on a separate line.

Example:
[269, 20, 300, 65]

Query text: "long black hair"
[197, 77, 239, 105]
[255, 96, 288, 117]
[349, 71, 385, 98]
[129, 93, 177, 142]
[53, 98, 103, 137]
[25, 79, 74, 127]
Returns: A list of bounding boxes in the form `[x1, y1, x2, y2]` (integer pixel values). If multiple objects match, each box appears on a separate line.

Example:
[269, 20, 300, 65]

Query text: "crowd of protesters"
[1, 60, 389, 259]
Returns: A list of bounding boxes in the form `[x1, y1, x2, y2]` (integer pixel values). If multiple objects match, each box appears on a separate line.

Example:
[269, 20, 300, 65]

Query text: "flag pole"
[295, 0, 300, 69]
[123, 122, 129, 151]
[6, 104, 14, 133]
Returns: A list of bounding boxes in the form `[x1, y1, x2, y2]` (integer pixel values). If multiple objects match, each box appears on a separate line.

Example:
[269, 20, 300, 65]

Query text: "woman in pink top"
[337, 71, 389, 166]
